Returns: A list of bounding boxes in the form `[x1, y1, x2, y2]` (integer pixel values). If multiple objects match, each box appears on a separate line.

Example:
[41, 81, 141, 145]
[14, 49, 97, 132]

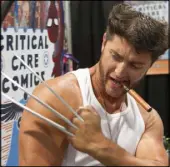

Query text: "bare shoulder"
[137, 103, 164, 135]
[19, 72, 82, 165]
[136, 104, 168, 165]
[20, 72, 83, 145]
[20, 71, 82, 135]
[32, 72, 83, 117]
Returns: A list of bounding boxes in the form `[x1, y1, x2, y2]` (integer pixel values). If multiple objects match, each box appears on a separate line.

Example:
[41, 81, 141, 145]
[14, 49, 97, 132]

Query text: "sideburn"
[98, 55, 106, 92]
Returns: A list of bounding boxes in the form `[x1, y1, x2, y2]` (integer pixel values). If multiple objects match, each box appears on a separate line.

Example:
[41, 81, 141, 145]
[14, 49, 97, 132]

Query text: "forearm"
[88, 137, 167, 166]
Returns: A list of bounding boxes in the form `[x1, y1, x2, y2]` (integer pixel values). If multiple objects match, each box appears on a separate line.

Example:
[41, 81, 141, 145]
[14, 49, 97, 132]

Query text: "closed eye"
[110, 50, 123, 62]
[130, 63, 144, 69]
[112, 54, 123, 62]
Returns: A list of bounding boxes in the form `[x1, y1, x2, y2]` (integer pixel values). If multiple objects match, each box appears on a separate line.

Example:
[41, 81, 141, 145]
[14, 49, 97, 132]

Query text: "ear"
[101, 33, 107, 52]
[103, 32, 106, 41]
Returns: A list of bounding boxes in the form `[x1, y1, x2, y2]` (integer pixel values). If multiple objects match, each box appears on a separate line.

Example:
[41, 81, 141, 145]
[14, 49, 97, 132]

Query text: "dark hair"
[106, 3, 169, 63]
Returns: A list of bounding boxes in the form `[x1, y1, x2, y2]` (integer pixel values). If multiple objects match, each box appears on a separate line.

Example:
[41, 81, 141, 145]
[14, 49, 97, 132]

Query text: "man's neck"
[90, 65, 126, 114]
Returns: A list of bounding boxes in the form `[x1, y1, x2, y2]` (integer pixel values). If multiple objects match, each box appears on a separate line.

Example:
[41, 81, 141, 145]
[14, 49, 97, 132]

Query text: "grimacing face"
[98, 34, 152, 98]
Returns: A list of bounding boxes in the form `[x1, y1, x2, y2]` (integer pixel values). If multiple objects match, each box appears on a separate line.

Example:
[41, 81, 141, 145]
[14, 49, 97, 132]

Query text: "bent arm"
[88, 110, 168, 166]
[19, 79, 77, 166]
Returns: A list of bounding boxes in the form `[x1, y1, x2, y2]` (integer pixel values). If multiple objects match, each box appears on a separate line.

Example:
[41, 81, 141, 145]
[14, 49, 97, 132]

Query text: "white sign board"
[1, 28, 54, 166]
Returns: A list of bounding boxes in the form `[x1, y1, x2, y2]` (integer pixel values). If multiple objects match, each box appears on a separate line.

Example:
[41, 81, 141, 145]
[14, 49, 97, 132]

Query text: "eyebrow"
[110, 49, 123, 58]
[110, 49, 145, 65]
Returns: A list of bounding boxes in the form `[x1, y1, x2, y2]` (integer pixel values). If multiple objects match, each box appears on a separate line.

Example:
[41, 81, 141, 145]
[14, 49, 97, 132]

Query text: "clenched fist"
[67, 106, 106, 154]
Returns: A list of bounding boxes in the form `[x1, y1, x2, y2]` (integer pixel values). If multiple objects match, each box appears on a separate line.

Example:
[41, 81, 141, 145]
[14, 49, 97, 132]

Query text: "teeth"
[113, 79, 120, 85]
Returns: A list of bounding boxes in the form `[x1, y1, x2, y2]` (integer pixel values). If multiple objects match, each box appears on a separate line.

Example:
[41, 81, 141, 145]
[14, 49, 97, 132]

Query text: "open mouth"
[111, 78, 121, 86]
[110, 77, 129, 88]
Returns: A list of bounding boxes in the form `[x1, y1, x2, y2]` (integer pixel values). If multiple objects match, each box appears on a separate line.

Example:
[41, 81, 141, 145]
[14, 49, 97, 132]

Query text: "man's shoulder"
[29, 72, 82, 120]
[33, 72, 79, 96]
[137, 103, 164, 132]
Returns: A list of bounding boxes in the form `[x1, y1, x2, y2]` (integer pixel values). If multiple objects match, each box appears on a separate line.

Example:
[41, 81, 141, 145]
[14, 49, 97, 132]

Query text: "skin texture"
[19, 34, 168, 166]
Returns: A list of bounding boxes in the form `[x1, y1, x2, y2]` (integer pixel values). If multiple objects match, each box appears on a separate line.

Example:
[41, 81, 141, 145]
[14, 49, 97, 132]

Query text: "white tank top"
[62, 68, 145, 166]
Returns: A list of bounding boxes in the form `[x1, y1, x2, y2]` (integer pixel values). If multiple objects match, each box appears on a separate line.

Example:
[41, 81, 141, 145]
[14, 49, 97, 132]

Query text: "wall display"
[1, 1, 73, 166]
[124, 1, 169, 75]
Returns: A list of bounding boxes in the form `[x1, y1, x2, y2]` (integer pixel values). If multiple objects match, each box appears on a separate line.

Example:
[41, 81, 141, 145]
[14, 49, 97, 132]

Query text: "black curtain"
[70, 1, 170, 137]
[70, 1, 121, 68]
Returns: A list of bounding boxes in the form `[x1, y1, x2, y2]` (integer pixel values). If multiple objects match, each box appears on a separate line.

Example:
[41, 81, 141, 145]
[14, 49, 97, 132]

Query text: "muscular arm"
[19, 74, 81, 166]
[88, 109, 168, 166]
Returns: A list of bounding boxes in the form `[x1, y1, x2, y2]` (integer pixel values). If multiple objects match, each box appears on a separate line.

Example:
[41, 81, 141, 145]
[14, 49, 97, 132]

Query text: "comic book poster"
[2, 1, 15, 30]
[1, 1, 72, 166]
[124, 1, 169, 75]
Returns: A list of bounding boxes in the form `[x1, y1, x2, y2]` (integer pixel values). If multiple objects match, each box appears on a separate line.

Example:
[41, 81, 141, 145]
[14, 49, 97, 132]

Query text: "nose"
[115, 62, 127, 79]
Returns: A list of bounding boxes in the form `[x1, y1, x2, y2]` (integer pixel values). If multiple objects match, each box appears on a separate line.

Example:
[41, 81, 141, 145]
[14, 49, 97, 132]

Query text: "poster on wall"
[1, 1, 72, 166]
[124, 1, 169, 75]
